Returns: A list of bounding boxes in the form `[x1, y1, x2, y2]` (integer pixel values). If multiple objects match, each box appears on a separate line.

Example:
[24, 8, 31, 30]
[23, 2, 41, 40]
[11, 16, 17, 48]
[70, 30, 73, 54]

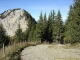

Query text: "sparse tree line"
[0, 0, 80, 47]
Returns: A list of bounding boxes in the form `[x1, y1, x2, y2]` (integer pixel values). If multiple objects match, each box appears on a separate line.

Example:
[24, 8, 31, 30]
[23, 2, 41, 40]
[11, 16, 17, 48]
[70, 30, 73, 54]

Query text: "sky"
[0, 0, 74, 22]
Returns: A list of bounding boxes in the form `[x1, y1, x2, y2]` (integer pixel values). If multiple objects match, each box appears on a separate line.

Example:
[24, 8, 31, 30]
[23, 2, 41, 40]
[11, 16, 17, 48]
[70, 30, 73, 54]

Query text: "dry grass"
[54, 58, 79, 60]
[62, 43, 80, 49]
[0, 42, 37, 60]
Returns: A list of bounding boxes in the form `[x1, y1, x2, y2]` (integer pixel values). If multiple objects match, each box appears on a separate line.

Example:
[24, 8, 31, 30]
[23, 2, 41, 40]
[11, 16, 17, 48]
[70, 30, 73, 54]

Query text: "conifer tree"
[0, 23, 9, 47]
[53, 10, 63, 43]
[15, 24, 23, 42]
[28, 18, 36, 42]
[51, 10, 56, 40]
[23, 16, 36, 42]
[64, 6, 75, 43]
[64, 0, 80, 43]
[47, 14, 53, 43]
[42, 13, 47, 42]
[35, 12, 44, 42]
[47, 10, 55, 43]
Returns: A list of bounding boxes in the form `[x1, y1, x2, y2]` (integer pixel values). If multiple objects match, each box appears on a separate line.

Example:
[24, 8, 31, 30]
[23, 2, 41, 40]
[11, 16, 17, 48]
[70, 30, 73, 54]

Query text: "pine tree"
[23, 16, 36, 42]
[73, 0, 80, 42]
[51, 10, 56, 40]
[64, 6, 75, 43]
[0, 23, 9, 47]
[25, 18, 32, 41]
[47, 10, 55, 43]
[28, 18, 36, 42]
[53, 10, 63, 43]
[42, 13, 47, 42]
[64, 0, 80, 43]
[47, 14, 53, 43]
[15, 24, 23, 42]
[35, 12, 44, 43]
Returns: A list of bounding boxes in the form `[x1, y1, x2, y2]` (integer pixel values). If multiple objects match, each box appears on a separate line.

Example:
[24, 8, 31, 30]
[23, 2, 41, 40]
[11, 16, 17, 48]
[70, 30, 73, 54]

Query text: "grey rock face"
[0, 9, 28, 36]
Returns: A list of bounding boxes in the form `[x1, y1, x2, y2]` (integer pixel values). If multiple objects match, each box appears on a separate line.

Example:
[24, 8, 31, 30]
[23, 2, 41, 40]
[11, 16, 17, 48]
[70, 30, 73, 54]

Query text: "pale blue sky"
[0, 0, 74, 21]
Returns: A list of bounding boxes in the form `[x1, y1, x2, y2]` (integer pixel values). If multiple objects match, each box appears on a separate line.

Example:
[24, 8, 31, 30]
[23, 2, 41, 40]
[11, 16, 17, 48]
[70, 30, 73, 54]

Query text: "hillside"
[0, 8, 35, 36]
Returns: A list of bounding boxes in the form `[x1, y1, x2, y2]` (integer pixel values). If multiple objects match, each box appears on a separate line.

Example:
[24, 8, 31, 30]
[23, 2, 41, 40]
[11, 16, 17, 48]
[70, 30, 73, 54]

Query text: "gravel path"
[20, 44, 80, 60]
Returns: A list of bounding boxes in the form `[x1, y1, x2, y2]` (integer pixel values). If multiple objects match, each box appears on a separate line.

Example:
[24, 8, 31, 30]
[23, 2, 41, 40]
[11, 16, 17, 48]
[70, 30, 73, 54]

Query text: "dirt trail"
[20, 44, 80, 60]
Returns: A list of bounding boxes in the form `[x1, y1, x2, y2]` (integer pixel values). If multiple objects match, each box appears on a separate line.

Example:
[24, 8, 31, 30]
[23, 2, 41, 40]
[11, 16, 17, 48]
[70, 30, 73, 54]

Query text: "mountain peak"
[0, 8, 33, 36]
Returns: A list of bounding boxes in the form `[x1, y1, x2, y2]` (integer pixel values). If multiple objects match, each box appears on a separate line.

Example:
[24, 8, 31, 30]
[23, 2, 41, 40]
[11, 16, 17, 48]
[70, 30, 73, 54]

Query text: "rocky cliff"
[0, 8, 35, 36]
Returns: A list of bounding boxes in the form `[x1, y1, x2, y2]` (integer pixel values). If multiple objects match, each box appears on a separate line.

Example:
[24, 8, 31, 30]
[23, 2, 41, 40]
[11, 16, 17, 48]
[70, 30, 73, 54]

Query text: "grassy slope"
[0, 42, 37, 60]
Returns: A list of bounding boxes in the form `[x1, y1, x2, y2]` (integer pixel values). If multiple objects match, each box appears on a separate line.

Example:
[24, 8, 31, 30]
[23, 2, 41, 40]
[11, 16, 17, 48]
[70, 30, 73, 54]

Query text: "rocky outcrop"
[0, 8, 34, 36]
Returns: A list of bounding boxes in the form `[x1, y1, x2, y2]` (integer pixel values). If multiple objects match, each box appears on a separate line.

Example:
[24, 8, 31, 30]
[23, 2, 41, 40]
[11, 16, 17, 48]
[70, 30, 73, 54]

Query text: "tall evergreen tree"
[53, 10, 63, 43]
[64, 0, 80, 43]
[42, 13, 47, 42]
[15, 24, 23, 42]
[51, 10, 56, 40]
[46, 10, 55, 43]
[35, 12, 44, 42]
[22, 16, 36, 42]
[47, 14, 53, 43]
[73, 0, 80, 42]
[64, 6, 75, 43]
[0, 23, 9, 47]
[28, 18, 36, 42]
